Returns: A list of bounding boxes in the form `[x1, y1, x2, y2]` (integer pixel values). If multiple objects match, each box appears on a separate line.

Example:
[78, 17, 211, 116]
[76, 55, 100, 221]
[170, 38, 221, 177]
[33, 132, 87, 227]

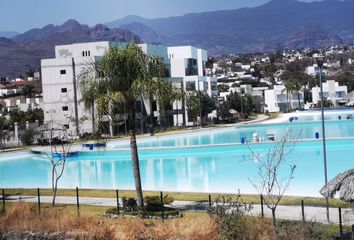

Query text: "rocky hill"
[0, 20, 139, 78]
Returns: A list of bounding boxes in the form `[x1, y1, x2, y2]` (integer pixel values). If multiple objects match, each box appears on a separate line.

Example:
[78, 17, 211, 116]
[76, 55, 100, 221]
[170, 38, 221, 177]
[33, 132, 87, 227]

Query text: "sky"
[1, 0, 318, 33]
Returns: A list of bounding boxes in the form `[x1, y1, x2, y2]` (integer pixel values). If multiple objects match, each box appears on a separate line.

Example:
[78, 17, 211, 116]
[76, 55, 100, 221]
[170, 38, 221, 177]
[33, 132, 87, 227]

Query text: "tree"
[283, 80, 295, 112]
[155, 79, 184, 129]
[282, 71, 312, 110]
[79, 60, 105, 136]
[186, 91, 216, 127]
[217, 101, 234, 122]
[218, 84, 230, 93]
[144, 56, 169, 133]
[8, 107, 43, 127]
[336, 72, 354, 92]
[0, 116, 11, 150]
[248, 130, 297, 232]
[22, 81, 41, 99]
[79, 44, 172, 207]
[186, 92, 200, 126]
[40, 121, 72, 206]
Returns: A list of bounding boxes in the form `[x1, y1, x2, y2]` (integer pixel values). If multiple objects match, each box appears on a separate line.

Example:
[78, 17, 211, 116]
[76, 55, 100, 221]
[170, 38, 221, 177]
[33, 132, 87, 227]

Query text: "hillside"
[107, 0, 354, 54]
[0, 20, 139, 78]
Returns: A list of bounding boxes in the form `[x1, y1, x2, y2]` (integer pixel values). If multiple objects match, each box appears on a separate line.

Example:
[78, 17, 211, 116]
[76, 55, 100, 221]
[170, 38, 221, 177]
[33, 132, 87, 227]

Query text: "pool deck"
[3, 194, 353, 225]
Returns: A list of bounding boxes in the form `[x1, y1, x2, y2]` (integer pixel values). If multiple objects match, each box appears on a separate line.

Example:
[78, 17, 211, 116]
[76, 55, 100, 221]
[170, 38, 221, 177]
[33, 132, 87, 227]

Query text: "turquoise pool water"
[110, 120, 354, 149]
[1, 120, 354, 197]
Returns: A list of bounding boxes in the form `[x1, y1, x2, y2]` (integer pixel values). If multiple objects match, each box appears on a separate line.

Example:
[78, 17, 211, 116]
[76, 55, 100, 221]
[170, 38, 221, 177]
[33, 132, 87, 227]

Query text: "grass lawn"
[3, 188, 354, 208]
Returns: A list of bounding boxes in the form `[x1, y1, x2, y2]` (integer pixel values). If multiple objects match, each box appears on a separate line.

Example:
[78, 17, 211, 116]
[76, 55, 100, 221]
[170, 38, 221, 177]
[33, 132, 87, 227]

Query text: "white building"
[41, 42, 217, 134]
[264, 85, 304, 113]
[312, 80, 347, 107]
[168, 46, 217, 126]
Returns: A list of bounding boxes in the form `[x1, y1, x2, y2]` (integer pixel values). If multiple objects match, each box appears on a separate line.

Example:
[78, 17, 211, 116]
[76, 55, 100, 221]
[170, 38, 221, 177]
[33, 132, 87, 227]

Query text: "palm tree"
[283, 80, 295, 112]
[282, 71, 311, 111]
[79, 44, 171, 207]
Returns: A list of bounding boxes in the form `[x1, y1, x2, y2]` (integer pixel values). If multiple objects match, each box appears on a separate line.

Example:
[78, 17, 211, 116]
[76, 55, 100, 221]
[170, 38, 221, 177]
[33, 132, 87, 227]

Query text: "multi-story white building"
[167, 46, 218, 126]
[264, 85, 304, 113]
[312, 80, 347, 107]
[41, 42, 217, 135]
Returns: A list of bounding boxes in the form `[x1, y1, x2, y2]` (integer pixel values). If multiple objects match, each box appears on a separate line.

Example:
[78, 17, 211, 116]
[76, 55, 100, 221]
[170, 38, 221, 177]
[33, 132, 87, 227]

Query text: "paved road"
[3, 195, 354, 225]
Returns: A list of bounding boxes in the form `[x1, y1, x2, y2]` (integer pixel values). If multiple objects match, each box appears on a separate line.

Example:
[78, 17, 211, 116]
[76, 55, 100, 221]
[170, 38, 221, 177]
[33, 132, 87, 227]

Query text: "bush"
[144, 195, 174, 205]
[278, 221, 324, 240]
[144, 195, 175, 212]
[208, 195, 254, 240]
[208, 195, 327, 240]
[122, 197, 137, 212]
[20, 129, 37, 146]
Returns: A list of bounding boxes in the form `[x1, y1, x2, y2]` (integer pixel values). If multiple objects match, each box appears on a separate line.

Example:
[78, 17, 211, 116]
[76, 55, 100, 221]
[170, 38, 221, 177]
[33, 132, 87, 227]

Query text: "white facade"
[264, 85, 304, 113]
[312, 80, 347, 107]
[41, 41, 112, 135]
[168, 46, 217, 126]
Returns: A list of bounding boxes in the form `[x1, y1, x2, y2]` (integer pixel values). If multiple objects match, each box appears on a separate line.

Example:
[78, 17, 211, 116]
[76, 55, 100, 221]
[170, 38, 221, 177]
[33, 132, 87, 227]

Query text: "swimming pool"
[1, 119, 354, 197]
[109, 120, 354, 149]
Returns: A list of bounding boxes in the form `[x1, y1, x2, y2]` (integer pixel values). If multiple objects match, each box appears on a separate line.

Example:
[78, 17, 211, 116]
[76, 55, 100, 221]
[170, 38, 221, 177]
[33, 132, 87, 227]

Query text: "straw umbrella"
[320, 169, 354, 202]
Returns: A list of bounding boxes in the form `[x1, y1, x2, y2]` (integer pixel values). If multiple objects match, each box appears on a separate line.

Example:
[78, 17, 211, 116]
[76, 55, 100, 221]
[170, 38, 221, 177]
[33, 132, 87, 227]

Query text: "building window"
[82, 51, 91, 57]
[185, 58, 198, 76]
[61, 88, 67, 93]
[60, 69, 66, 75]
[152, 100, 157, 111]
[64, 124, 69, 129]
[62, 106, 68, 111]
[186, 82, 196, 91]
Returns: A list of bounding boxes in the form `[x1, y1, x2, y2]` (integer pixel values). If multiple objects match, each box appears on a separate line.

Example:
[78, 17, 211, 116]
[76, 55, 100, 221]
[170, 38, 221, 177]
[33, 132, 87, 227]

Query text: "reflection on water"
[1, 139, 354, 197]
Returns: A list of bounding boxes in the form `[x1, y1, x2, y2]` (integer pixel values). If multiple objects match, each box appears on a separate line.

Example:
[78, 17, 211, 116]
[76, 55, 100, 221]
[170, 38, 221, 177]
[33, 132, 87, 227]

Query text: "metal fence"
[1, 188, 354, 239]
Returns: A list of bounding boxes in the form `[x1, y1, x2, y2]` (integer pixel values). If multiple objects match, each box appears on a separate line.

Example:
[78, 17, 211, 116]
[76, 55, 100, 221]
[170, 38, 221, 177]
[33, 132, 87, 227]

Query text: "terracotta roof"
[10, 80, 28, 86]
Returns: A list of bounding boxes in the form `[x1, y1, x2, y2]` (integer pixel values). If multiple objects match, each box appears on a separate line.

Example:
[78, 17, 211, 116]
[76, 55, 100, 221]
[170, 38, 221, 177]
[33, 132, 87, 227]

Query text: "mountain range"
[0, 20, 139, 78]
[0, 31, 19, 38]
[107, 0, 354, 54]
[1, 0, 354, 77]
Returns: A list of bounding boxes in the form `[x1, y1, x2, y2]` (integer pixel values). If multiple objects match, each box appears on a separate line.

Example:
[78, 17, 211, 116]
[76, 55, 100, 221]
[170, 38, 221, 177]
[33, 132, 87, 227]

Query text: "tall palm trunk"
[286, 90, 290, 112]
[149, 94, 155, 135]
[91, 100, 95, 134]
[128, 105, 144, 207]
[297, 92, 301, 110]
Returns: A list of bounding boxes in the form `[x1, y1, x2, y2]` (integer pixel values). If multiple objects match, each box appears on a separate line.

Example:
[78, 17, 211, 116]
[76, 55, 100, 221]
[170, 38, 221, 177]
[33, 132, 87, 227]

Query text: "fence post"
[301, 200, 305, 222]
[116, 190, 120, 216]
[339, 207, 343, 236]
[160, 191, 164, 221]
[37, 188, 41, 214]
[76, 187, 80, 217]
[260, 195, 264, 217]
[208, 194, 212, 207]
[2, 189, 5, 215]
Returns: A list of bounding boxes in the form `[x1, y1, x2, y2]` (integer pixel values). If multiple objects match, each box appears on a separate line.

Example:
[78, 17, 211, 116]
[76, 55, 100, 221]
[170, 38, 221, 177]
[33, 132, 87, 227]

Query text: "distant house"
[264, 85, 304, 113]
[311, 80, 347, 107]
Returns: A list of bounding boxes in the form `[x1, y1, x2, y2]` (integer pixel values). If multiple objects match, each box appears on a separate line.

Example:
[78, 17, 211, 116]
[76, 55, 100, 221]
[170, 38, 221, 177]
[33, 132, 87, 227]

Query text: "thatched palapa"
[320, 169, 354, 202]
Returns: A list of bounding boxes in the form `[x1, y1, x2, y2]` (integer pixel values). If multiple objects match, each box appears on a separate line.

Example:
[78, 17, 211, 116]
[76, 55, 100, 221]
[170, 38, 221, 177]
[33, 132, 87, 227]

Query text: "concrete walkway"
[3, 195, 354, 225]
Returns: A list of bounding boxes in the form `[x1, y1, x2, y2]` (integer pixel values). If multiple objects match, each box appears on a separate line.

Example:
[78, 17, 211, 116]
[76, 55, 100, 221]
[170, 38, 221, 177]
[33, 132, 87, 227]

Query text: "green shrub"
[278, 221, 324, 240]
[122, 197, 137, 212]
[144, 195, 174, 205]
[208, 195, 253, 240]
[144, 195, 175, 212]
[20, 129, 37, 146]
